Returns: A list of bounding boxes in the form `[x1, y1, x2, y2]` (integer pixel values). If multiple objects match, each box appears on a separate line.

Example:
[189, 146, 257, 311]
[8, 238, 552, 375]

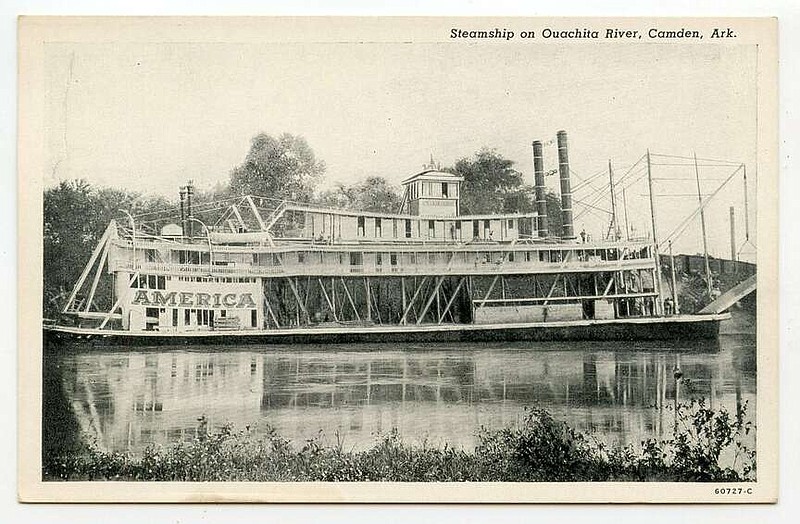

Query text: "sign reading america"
[131, 290, 258, 309]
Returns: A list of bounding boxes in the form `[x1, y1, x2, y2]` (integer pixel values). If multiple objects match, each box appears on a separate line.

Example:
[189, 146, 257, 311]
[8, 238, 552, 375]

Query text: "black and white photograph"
[17, 16, 778, 503]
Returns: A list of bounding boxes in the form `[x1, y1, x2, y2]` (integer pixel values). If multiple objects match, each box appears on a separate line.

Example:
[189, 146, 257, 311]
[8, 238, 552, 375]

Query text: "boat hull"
[44, 314, 730, 346]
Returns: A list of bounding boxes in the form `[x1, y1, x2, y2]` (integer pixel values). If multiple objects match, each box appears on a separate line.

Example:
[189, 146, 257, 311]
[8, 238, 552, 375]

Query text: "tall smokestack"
[532, 141, 548, 238]
[556, 130, 575, 239]
[186, 181, 194, 239]
[179, 187, 187, 238]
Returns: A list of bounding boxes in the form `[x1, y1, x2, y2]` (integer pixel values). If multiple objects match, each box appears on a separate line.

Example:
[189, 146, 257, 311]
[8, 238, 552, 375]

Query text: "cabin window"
[390, 253, 398, 266]
[508, 219, 515, 229]
[196, 309, 213, 327]
[272, 253, 282, 265]
[442, 183, 448, 198]
[350, 252, 363, 266]
[473, 221, 479, 239]
[357, 216, 365, 237]
[375, 218, 382, 237]
[428, 220, 435, 238]
[405, 220, 412, 238]
[145, 307, 158, 319]
[393, 219, 398, 238]
[376, 252, 383, 265]
[539, 250, 549, 263]
[428, 252, 436, 264]
[251, 310, 257, 327]
[184, 309, 191, 325]
[145, 249, 157, 263]
[409, 253, 417, 264]
[508, 251, 515, 262]
[525, 251, 532, 262]
[298, 252, 306, 264]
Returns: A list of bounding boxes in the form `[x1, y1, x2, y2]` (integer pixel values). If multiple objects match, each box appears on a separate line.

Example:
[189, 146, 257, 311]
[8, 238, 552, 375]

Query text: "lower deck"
[45, 313, 729, 346]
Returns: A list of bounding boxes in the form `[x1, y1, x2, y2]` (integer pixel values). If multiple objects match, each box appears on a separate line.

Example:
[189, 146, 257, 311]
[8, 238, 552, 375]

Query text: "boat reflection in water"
[51, 336, 756, 455]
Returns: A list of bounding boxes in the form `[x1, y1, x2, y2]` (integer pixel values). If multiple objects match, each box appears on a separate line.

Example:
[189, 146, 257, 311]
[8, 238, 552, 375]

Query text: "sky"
[43, 39, 758, 260]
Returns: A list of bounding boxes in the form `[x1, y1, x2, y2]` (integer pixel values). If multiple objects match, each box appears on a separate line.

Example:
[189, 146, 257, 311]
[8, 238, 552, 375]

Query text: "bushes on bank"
[43, 400, 755, 482]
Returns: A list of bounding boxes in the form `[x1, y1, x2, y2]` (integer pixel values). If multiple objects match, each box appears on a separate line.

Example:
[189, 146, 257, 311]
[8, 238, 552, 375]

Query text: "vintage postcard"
[18, 16, 778, 502]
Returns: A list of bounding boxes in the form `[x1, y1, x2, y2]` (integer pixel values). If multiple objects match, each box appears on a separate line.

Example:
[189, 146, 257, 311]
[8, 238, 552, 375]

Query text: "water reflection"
[49, 336, 756, 454]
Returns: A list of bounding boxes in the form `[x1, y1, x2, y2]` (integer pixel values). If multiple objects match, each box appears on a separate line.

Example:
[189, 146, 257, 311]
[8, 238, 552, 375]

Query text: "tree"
[43, 180, 170, 316]
[229, 133, 325, 202]
[449, 149, 532, 215]
[315, 176, 402, 214]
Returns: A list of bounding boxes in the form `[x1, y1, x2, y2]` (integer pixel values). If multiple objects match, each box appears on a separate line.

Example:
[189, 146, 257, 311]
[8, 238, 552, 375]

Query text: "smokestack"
[186, 181, 194, 239]
[179, 187, 187, 238]
[556, 130, 575, 239]
[532, 141, 548, 238]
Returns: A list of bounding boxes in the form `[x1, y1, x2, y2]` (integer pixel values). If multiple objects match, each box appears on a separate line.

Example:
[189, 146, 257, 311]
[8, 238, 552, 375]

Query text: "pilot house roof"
[401, 169, 464, 185]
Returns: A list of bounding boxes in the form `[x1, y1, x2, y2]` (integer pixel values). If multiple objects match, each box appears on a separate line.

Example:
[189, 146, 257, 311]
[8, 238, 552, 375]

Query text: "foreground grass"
[43, 400, 755, 482]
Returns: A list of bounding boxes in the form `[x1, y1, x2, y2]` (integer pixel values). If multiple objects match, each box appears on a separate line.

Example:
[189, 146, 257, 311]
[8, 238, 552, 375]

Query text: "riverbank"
[43, 401, 754, 482]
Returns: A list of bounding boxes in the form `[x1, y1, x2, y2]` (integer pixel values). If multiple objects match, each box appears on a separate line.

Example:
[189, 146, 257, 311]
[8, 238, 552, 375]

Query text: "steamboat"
[45, 131, 731, 345]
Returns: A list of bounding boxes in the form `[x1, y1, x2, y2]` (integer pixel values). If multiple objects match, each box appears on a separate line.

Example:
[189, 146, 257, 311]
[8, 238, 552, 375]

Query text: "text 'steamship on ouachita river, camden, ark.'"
[45, 130, 753, 345]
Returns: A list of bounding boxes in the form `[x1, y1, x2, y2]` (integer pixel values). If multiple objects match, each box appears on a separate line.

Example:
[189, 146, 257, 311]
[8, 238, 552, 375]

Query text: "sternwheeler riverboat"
[45, 131, 730, 345]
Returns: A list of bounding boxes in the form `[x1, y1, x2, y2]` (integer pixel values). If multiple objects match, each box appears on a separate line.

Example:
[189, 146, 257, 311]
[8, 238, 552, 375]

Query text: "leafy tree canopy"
[229, 133, 325, 202]
[316, 176, 403, 214]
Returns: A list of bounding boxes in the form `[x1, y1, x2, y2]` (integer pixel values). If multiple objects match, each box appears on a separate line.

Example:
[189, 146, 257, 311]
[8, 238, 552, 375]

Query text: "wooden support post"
[84, 240, 110, 312]
[476, 275, 500, 309]
[603, 275, 615, 296]
[438, 277, 466, 324]
[231, 204, 246, 231]
[400, 278, 407, 325]
[98, 270, 139, 329]
[417, 276, 445, 325]
[400, 276, 428, 325]
[669, 241, 680, 315]
[331, 277, 337, 320]
[364, 277, 371, 322]
[370, 284, 383, 325]
[246, 195, 267, 231]
[542, 275, 560, 307]
[340, 277, 361, 321]
[285, 277, 309, 324]
[317, 278, 337, 321]
[264, 292, 281, 328]
[64, 222, 113, 313]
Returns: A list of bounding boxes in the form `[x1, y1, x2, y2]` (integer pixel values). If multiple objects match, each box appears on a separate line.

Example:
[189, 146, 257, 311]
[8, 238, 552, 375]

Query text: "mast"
[622, 185, 630, 240]
[646, 150, 663, 315]
[607, 159, 619, 240]
[694, 152, 713, 297]
[743, 164, 750, 244]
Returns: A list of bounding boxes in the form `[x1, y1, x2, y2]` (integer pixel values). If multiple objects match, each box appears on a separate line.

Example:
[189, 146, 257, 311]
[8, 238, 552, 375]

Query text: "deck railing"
[109, 256, 654, 278]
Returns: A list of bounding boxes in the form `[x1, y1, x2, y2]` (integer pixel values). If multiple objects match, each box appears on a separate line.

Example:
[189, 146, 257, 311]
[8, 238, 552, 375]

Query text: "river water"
[44, 335, 756, 455]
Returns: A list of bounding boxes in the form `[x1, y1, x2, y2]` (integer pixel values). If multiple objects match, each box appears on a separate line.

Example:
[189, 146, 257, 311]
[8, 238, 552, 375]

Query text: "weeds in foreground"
[43, 400, 755, 482]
